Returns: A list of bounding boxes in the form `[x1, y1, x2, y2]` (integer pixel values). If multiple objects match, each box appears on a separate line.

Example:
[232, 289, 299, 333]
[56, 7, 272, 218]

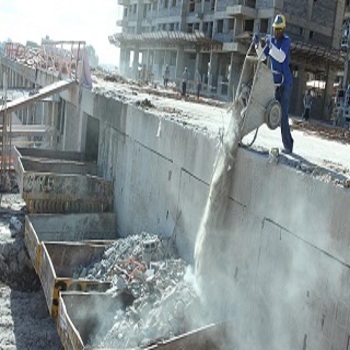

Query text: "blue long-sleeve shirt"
[263, 34, 292, 87]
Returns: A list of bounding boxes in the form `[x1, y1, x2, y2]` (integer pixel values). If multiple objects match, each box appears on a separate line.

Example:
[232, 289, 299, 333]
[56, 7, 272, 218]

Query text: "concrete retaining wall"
[88, 91, 350, 349]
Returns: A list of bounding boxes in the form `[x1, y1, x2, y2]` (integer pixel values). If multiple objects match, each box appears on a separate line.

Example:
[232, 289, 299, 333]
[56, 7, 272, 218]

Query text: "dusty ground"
[0, 192, 61, 350]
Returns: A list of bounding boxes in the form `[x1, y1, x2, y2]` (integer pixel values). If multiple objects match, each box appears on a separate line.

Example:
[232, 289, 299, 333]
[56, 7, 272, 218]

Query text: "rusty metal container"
[24, 212, 117, 273]
[13, 146, 113, 213]
[58, 292, 231, 350]
[13, 146, 89, 173]
[38, 241, 112, 318]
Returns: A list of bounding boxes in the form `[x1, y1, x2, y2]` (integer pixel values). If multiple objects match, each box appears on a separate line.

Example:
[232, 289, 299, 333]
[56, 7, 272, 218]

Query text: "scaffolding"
[0, 41, 86, 188]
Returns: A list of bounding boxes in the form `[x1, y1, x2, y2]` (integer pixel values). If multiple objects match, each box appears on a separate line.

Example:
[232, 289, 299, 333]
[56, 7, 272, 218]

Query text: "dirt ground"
[0, 192, 61, 350]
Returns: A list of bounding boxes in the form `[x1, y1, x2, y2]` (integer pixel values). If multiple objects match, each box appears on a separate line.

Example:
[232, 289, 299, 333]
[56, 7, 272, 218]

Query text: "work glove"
[252, 33, 260, 45]
[265, 34, 272, 48]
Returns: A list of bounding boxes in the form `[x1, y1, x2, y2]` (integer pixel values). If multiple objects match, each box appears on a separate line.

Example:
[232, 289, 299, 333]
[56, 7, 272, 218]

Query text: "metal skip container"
[58, 292, 232, 350]
[24, 212, 117, 273]
[38, 242, 112, 319]
[13, 146, 113, 213]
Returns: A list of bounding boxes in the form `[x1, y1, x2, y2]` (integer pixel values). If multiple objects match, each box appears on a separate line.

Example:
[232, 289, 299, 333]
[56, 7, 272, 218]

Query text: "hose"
[243, 127, 259, 147]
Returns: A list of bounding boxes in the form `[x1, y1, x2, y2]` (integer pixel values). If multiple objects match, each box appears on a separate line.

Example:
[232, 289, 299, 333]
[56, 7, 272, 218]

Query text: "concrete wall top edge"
[233, 148, 350, 266]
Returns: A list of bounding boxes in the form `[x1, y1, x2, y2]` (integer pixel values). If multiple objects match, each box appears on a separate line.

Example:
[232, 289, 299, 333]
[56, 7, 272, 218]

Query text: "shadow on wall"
[310, 96, 325, 120]
[85, 115, 100, 162]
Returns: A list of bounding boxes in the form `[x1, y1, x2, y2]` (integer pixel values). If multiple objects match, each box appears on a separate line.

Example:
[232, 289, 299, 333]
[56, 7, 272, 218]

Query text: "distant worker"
[347, 83, 350, 106]
[163, 65, 170, 88]
[195, 70, 202, 100]
[138, 64, 142, 81]
[302, 89, 313, 121]
[182, 67, 189, 97]
[253, 14, 294, 154]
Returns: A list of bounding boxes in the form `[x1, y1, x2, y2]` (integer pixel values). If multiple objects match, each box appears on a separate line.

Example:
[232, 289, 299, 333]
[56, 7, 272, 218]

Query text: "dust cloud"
[194, 96, 245, 323]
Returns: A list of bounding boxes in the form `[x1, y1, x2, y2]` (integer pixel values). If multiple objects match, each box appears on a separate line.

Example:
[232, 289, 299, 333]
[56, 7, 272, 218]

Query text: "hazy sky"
[0, 0, 122, 66]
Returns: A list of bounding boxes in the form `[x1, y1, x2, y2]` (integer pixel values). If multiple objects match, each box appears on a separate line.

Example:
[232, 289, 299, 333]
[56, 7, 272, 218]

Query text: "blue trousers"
[275, 84, 293, 152]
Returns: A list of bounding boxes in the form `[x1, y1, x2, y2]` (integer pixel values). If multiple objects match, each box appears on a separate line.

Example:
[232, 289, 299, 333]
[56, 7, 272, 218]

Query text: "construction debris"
[292, 119, 350, 144]
[135, 98, 155, 108]
[73, 232, 205, 348]
[4, 41, 85, 79]
[104, 72, 128, 84]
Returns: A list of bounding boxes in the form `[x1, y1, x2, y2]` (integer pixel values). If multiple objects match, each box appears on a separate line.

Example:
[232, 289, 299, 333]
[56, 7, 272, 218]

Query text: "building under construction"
[109, 0, 348, 120]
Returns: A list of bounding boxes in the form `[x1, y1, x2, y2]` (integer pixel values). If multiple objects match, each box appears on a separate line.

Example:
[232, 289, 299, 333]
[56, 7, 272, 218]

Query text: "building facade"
[109, 0, 347, 119]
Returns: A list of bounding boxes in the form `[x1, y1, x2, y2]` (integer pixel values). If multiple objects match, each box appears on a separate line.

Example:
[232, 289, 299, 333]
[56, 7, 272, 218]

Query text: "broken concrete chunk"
[82, 232, 204, 348]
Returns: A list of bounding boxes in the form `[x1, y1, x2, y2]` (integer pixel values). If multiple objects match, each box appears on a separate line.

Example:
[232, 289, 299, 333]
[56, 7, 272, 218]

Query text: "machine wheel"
[265, 100, 281, 130]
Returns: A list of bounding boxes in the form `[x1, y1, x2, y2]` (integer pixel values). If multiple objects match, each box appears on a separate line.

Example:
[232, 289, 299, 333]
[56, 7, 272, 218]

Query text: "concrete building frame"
[110, 0, 348, 120]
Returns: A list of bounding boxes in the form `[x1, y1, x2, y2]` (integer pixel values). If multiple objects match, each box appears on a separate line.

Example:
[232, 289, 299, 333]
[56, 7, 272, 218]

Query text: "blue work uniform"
[264, 34, 294, 153]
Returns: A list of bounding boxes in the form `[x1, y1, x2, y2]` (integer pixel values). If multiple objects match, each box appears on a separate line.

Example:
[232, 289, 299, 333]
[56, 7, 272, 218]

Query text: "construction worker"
[253, 14, 294, 154]
[302, 89, 313, 121]
[182, 67, 189, 97]
[163, 64, 170, 88]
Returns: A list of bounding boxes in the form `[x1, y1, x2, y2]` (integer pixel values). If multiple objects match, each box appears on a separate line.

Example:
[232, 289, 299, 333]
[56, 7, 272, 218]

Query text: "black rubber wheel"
[265, 100, 281, 130]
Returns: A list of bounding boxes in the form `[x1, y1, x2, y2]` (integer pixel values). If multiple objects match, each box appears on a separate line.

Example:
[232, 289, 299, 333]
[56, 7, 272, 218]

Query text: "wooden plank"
[0, 80, 77, 117]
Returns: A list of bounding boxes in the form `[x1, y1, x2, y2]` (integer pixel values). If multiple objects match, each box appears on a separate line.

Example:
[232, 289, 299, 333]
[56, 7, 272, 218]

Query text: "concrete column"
[175, 46, 185, 82]
[164, 50, 171, 67]
[324, 65, 337, 120]
[194, 52, 202, 77]
[208, 52, 219, 93]
[12, 70, 16, 88]
[153, 49, 162, 80]
[234, 17, 243, 37]
[77, 109, 87, 153]
[295, 65, 307, 116]
[132, 47, 140, 79]
[10, 70, 14, 88]
[119, 47, 126, 76]
[228, 53, 243, 101]
[47, 101, 54, 147]
[120, 49, 131, 77]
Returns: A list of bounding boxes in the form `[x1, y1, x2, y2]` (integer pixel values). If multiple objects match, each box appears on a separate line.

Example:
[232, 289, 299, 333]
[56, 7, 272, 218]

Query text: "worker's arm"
[263, 36, 290, 63]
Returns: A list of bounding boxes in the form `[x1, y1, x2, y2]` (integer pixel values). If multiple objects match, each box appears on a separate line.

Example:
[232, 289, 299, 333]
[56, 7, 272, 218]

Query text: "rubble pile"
[5, 43, 75, 76]
[0, 192, 37, 291]
[73, 232, 205, 348]
[135, 98, 155, 109]
[104, 72, 128, 84]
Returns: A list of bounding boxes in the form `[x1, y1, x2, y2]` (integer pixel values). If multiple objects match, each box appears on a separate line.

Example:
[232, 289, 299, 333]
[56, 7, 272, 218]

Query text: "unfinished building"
[109, 0, 347, 120]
